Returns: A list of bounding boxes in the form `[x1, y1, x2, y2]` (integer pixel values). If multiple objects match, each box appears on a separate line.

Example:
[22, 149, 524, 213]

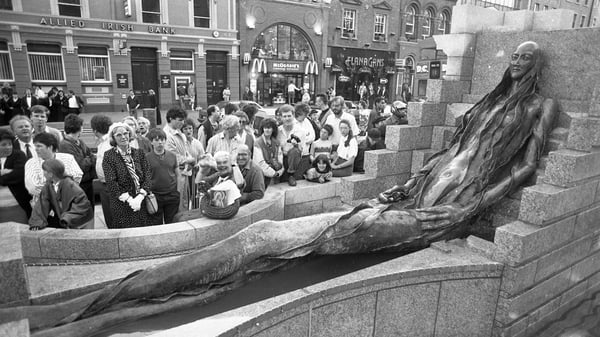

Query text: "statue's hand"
[378, 185, 409, 203]
[415, 203, 474, 224]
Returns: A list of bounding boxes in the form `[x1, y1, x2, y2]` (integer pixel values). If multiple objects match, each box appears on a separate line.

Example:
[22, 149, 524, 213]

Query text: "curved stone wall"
[151, 241, 503, 337]
[14, 179, 342, 263]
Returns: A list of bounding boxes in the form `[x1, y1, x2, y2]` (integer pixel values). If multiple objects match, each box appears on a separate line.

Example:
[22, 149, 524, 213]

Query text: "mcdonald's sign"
[251, 58, 267, 74]
[305, 60, 319, 75]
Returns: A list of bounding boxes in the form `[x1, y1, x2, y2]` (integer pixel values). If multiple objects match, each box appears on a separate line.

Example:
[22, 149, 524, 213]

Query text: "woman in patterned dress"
[102, 123, 152, 228]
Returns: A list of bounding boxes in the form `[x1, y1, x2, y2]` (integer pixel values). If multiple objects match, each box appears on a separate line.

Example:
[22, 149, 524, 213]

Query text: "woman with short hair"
[102, 123, 152, 228]
[253, 118, 283, 188]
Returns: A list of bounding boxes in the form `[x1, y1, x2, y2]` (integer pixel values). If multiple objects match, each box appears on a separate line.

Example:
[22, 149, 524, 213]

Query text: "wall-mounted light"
[313, 22, 322, 36]
[246, 15, 256, 29]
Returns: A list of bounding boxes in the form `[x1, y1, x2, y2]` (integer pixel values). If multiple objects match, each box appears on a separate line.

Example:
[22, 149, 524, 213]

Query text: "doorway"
[206, 51, 228, 105]
[131, 47, 158, 108]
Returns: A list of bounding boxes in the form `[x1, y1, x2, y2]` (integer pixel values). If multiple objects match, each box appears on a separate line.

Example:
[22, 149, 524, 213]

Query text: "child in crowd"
[145, 128, 180, 225]
[310, 124, 333, 163]
[29, 159, 93, 230]
[304, 154, 333, 184]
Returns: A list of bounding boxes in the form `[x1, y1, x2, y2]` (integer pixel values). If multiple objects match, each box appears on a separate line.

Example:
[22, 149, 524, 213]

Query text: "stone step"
[543, 138, 563, 155]
[549, 127, 569, 142]
[462, 94, 484, 104]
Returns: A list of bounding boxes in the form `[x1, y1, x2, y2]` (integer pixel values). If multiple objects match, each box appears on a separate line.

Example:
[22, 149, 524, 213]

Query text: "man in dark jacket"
[236, 144, 264, 204]
[0, 128, 31, 221]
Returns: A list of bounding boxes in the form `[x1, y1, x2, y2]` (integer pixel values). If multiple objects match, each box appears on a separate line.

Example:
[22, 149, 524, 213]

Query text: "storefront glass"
[252, 24, 314, 61]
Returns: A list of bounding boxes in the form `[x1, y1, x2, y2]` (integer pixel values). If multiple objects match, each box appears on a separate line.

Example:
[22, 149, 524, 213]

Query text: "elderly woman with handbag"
[102, 122, 152, 228]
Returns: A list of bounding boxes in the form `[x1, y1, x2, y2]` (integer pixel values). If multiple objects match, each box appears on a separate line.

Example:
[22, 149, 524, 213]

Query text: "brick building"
[0, 0, 240, 114]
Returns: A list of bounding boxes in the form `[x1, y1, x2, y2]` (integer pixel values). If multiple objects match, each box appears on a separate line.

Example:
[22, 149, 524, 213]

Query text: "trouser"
[95, 181, 113, 228]
[80, 179, 94, 206]
[149, 191, 180, 225]
[283, 148, 310, 180]
[67, 107, 80, 115]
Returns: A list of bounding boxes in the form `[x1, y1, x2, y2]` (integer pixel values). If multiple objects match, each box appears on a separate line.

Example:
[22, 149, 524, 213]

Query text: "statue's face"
[510, 42, 538, 80]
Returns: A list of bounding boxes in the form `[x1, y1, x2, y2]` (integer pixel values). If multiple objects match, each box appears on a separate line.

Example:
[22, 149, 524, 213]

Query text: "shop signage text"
[39, 17, 175, 34]
[267, 60, 304, 73]
[344, 56, 386, 68]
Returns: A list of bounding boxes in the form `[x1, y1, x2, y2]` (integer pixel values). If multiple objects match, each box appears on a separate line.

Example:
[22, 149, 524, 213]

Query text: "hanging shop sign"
[329, 47, 395, 75]
[379, 78, 388, 84]
[116, 74, 128, 88]
[160, 75, 171, 88]
[338, 75, 351, 82]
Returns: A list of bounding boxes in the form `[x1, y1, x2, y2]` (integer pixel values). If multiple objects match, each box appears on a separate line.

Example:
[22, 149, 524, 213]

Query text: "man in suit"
[10, 115, 36, 160]
[0, 128, 32, 221]
[21, 89, 38, 116]
[66, 90, 85, 115]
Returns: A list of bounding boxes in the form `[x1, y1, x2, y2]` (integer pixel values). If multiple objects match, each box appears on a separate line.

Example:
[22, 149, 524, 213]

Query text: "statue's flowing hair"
[411, 47, 544, 208]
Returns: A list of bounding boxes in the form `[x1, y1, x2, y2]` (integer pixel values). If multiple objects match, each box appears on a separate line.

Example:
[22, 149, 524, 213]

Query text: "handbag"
[146, 193, 158, 215]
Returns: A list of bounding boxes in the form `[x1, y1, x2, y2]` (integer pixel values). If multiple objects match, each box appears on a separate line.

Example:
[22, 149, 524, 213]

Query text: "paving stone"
[0, 320, 29, 337]
[374, 283, 440, 337]
[431, 126, 457, 151]
[310, 293, 376, 337]
[535, 236, 593, 283]
[544, 149, 600, 187]
[364, 149, 412, 177]
[284, 199, 323, 219]
[426, 79, 471, 103]
[493, 218, 575, 266]
[411, 149, 437, 174]
[496, 269, 571, 325]
[574, 205, 600, 238]
[445, 103, 472, 126]
[250, 313, 308, 337]
[117, 222, 196, 258]
[407, 102, 447, 126]
[39, 228, 121, 260]
[518, 182, 598, 225]
[564, 114, 600, 152]
[435, 278, 500, 337]
[571, 250, 600, 283]
[385, 125, 433, 151]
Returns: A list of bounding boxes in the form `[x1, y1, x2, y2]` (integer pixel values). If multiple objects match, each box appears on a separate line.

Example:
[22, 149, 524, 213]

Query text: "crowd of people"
[0, 86, 405, 230]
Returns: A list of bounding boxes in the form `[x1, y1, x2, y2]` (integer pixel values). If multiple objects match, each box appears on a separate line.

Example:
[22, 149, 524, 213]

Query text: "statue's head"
[510, 41, 540, 81]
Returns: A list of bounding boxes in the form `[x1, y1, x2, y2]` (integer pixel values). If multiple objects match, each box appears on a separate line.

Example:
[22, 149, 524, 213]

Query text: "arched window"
[251, 24, 314, 61]
[438, 10, 451, 34]
[405, 5, 417, 40]
[422, 8, 434, 39]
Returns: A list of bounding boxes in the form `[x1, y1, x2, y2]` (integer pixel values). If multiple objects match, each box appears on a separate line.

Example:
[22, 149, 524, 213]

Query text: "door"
[131, 47, 158, 107]
[206, 51, 228, 105]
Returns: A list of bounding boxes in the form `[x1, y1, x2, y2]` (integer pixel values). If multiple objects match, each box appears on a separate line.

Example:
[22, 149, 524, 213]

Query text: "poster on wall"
[117, 74, 129, 88]
[160, 75, 171, 88]
[175, 77, 190, 99]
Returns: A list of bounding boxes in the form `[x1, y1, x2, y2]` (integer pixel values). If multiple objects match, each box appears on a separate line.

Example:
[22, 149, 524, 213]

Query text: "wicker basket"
[200, 196, 240, 219]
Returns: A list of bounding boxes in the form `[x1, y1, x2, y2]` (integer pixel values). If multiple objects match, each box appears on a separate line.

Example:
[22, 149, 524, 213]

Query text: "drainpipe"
[587, 0, 596, 26]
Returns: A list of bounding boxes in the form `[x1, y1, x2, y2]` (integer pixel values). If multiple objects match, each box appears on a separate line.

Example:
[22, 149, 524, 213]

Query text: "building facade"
[522, 0, 599, 27]
[237, 0, 329, 107]
[325, 0, 455, 103]
[0, 0, 240, 113]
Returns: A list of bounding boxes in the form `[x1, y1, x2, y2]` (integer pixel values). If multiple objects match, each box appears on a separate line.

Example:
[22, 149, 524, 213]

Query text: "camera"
[287, 134, 301, 144]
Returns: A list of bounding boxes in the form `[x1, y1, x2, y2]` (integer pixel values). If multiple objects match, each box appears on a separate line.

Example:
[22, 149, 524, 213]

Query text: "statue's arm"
[479, 97, 558, 209]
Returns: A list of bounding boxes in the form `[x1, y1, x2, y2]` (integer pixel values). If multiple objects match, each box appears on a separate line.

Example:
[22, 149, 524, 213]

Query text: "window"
[422, 8, 434, 39]
[194, 0, 210, 28]
[405, 6, 416, 39]
[58, 0, 81, 17]
[142, 0, 160, 24]
[342, 9, 356, 39]
[0, 42, 13, 81]
[543, 5, 548, 9]
[27, 43, 65, 82]
[0, 0, 12, 10]
[581, 15, 586, 26]
[534, 3, 540, 10]
[170, 49, 194, 73]
[437, 10, 451, 34]
[373, 14, 387, 42]
[572, 14, 578, 27]
[251, 24, 314, 61]
[78, 46, 110, 82]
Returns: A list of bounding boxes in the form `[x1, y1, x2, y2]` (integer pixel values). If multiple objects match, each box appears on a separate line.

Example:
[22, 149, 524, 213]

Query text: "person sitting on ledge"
[200, 151, 242, 219]
[29, 158, 93, 230]
[236, 144, 264, 205]
[4, 42, 560, 335]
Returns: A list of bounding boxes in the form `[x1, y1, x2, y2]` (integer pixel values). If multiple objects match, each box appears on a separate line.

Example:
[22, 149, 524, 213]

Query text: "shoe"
[288, 176, 297, 186]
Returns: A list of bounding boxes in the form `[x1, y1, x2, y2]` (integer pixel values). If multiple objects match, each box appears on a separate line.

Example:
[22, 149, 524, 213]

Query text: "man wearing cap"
[354, 128, 386, 173]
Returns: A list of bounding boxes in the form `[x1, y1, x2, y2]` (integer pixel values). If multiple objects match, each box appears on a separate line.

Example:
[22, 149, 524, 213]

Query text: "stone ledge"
[385, 125, 433, 151]
[364, 149, 412, 177]
[407, 102, 447, 126]
[564, 113, 600, 152]
[0, 224, 29, 306]
[518, 182, 598, 225]
[151, 244, 502, 337]
[544, 149, 600, 187]
[425, 79, 471, 104]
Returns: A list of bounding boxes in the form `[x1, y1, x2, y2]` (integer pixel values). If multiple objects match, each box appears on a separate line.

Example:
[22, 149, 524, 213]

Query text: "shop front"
[328, 47, 396, 104]
[242, 23, 319, 107]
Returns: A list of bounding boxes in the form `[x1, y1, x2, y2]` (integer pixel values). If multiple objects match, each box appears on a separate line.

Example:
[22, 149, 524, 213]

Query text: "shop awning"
[251, 58, 267, 74]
